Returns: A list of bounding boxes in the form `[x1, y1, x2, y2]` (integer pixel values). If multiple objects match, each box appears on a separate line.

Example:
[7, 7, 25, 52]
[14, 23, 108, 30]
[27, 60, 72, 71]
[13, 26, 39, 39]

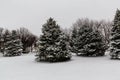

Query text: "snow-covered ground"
[0, 53, 120, 80]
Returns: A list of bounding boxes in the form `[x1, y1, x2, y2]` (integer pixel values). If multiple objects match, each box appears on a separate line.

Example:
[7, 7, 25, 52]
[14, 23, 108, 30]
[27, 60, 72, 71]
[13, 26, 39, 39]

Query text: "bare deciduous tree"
[98, 20, 112, 44]
[17, 27, 37, 53]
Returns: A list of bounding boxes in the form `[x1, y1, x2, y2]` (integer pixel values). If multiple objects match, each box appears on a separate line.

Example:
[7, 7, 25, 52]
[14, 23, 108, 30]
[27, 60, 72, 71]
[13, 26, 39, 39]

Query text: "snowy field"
[0, 53, 120, 80]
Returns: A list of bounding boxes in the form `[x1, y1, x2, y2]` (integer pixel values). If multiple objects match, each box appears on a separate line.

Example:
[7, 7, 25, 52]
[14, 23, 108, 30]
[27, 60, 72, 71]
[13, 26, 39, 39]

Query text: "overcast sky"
[0, 0, 120, 36]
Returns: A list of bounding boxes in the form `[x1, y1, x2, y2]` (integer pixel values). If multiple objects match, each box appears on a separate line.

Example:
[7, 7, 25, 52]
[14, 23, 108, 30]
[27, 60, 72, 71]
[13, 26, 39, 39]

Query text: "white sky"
[0, 0, 120, 36]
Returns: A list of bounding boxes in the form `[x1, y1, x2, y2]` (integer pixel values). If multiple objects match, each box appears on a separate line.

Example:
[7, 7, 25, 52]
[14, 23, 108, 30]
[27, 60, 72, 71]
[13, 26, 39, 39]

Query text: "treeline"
[1, 9, 120, 62]
[35, 17, 113, 62]
[0, 27, 37, 56]
[0, 18, 112, 60]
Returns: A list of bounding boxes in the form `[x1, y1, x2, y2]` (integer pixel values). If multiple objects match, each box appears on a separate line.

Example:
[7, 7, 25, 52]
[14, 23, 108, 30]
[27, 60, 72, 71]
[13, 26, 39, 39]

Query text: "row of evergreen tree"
[0, 28, 37, 56]
[0, 9, 120, 62]
[36, 9, 120, 62]
[4, 30, 23, 56]
[35, 17, 107, 62]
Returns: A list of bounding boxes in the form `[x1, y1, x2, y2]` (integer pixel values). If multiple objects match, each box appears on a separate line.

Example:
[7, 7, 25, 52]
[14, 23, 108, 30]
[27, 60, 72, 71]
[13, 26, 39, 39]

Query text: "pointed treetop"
[46, 17, 56, 26]
[112, 9, 120, 33]
[48, 17, 54, 21]
[114, 9, 120, 23]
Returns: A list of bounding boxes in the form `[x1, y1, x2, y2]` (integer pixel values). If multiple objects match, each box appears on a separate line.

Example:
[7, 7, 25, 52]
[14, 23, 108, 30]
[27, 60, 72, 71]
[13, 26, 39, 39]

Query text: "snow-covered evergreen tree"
[77, 25, 107, 56]
[3, 30, 11, 55]
[0, 28, 4, 52]
[36, 18, 71, 62]
[4, 30, 22, 57]
[109, 9, 120, 59]
[70, 27, 79, 53]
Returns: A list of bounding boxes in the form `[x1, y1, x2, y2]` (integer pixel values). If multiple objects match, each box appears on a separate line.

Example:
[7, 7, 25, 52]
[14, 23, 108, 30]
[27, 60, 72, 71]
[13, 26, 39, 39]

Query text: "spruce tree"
[70, 27, 79, 53]
[0, 28, 4, 52]
[4, 30, 22, 57]
[36, 18, 71, 62]
[2, 30, 10, 55]
[109, 9, 120, 59]
[77, 25, 107, 56]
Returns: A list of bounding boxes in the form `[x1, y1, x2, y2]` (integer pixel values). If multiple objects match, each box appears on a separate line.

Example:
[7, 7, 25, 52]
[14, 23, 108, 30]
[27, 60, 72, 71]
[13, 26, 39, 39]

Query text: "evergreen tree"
[4, 30, 22, 57]
[0, 28, 4, 52]
[109, 9, 120, 59]
[70, 27, 79, 53]
[36, 18, 71, 62]
[3, 30, 11, 55]
[77, 25, 107, 56]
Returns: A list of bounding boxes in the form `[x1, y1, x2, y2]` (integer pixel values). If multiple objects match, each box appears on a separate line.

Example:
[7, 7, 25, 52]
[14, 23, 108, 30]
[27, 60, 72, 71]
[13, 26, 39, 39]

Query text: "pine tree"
[36, 18, 71, 62]
[77, 25, 107, 56]
[3, 30, 11, 55]
[109, 9, 120, 59]
[0, 28, 4, 52]
[70, 27, 79, 53]
[4, 30, 22, 57]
